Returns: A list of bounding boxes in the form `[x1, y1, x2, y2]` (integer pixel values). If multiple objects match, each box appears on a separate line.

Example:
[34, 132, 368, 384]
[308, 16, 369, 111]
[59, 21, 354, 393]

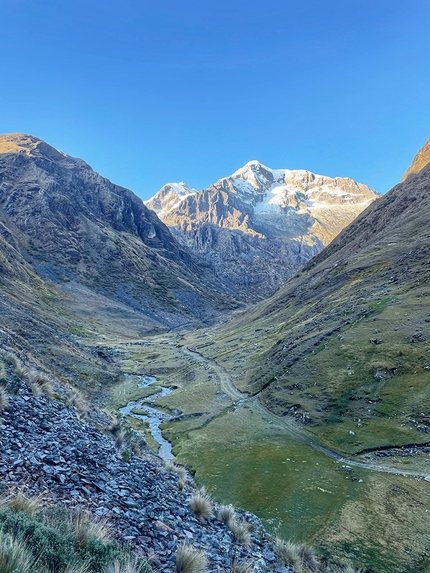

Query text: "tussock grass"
[298, 543, 318, 572]
[274, 538, 301, 570]
[178, 478, 186, 491]
[27, 369, 54, 398]
[217, 504, 236, 525]
[0, 361, 6, 382]
[231, 558, 254, 573]
[0, 530, 33, 573]
[106, 556, 152, 573]
[67, 388, 89, 418]
[166, 461, 187, 481]
[72, 510, 111, 549]
[0, 490, 43, 517]
[189, 490, 213, 520]
[274, 538, 319, 572]
[175, 544, 207, 573]
[0, 386, 9, 413]
[228, 519, 251, 547]
[15, 363, 28, 380]
[4, 352, 19, 367]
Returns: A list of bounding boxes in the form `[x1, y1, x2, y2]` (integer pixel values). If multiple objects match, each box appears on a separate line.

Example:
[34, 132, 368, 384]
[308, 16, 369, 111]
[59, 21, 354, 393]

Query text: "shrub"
[0, 386, 9, 413]
[82, 537, 123, 572]
[0, 509, 74, 571]
[0, 501, 140, 573]
[122, 450, 131, 463]
[0, 530, 33, 573]
[228, 519, 251, 547]
[175, 544, 207, 573]
[217, 505, 235, 525]
[189, 491, 213, 520]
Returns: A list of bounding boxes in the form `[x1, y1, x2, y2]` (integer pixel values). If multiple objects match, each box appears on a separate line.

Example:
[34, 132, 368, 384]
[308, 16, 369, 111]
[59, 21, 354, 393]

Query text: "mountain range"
[146, 161, 377, 301]
[1, 132, 430, 573]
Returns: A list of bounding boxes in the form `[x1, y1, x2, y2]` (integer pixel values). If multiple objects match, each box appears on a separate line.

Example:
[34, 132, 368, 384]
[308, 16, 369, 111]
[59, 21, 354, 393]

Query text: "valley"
[1, 133, 430, 573]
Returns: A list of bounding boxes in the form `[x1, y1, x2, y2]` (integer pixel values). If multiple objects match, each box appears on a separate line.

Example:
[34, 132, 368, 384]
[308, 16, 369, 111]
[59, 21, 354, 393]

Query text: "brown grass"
[228, 519, 252, 547]
[0, 490, 43, 517]
[72, 510, 111, 550]
[217, 504, 236, 525]
[0, 386, 9, 413]
[175, 544, 207, 573]
[189, 491, 213, 520]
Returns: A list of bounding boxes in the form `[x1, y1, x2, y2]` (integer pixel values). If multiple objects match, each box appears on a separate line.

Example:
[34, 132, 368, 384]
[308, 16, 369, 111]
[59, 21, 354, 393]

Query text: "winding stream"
[119, 375, 174, 462]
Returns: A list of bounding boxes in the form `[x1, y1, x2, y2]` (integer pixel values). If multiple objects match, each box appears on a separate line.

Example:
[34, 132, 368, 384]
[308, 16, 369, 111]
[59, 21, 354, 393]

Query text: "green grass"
[0, 499, 152, 573]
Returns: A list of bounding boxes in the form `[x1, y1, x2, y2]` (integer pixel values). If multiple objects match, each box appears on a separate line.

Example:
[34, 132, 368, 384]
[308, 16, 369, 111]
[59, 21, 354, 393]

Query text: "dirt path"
[181, 345, 429, 479]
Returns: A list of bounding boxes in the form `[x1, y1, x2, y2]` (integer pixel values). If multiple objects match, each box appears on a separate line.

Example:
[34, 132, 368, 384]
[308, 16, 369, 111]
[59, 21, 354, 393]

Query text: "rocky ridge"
[0, 133, 239, 334]
[146, 161, 377, 301]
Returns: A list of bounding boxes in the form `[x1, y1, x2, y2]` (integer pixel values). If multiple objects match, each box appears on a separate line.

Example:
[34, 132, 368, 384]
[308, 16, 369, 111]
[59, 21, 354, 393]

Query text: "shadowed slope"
[0, 134, 239, 332]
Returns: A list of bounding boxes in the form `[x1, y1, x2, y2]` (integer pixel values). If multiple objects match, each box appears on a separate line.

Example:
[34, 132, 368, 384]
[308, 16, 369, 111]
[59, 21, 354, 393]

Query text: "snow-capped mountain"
[145, 182, 198, 217]
[145, 161, 378, 302]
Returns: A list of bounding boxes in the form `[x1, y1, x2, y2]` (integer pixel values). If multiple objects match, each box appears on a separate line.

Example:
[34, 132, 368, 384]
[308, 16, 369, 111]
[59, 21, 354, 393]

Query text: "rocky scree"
[0, 383, 290, 573]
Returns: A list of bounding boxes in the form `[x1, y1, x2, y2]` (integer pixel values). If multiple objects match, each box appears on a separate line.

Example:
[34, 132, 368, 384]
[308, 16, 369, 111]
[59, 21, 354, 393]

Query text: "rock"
[370, 338, 383, 345]
[0, 384, 285, 572]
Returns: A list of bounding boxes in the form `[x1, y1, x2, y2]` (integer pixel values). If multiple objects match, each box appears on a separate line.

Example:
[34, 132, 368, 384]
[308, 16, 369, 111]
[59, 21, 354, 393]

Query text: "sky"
[1, 0, 430, 199]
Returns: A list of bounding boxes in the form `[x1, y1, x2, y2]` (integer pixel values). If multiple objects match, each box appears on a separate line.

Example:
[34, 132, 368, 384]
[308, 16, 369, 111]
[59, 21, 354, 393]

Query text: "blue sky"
[1, 1, 430, 199]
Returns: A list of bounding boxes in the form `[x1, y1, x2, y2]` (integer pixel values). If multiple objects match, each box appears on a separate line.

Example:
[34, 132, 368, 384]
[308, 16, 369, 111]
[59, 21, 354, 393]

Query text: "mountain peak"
[402, 137, 430, 181]
[144, 181, 198, 216]
[0, 133, 71, 163]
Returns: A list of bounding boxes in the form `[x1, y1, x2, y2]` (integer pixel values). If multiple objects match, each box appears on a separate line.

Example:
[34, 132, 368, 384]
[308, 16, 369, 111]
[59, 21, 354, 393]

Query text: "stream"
[119, 375, 174, 462]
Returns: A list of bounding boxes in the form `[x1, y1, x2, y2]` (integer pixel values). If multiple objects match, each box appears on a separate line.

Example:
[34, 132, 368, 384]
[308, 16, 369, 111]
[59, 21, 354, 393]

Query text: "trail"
[181, 345, 429, 479]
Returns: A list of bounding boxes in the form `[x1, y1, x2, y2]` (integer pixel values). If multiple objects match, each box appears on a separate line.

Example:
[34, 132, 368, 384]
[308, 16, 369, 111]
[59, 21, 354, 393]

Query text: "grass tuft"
[217, 504, 236, 525]
[231, 558, 254, 573]
[0, 386, 9, 413]
[67, 388, 89, 418]
[189, 490, 213, 520]
[228, 519, 252, 547]
[175, 544, 207, 573]
[0, 530, 33, 573]
[0, 490, 43, 517]
[72, 510, 111, 550]
[0, 361, 6, 382]
[166, 461, 187, 481]
[106, 555, 152, 573]
[274, 538, 301, 570]
[27, 369, 54, 398]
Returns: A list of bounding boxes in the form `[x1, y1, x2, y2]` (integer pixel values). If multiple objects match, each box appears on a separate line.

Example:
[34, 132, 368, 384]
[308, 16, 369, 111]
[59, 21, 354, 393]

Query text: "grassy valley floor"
[93, 333, 430, 573]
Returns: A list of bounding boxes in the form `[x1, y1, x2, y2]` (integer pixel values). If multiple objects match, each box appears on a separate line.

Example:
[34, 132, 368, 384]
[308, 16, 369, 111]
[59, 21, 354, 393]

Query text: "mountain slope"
[0, 133, 239, 334]
[401, 136, 430, 181]
[191, 141, 430, 456]
[146, 161, 377, 301]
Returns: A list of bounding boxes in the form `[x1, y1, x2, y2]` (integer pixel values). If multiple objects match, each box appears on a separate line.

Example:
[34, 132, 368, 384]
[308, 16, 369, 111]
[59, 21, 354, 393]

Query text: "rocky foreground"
[0, 382, 288, 573]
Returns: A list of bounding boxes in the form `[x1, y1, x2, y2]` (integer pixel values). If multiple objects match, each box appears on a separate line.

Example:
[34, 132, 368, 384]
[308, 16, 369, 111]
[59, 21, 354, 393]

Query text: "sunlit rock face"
[146, 160, 377, 301]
